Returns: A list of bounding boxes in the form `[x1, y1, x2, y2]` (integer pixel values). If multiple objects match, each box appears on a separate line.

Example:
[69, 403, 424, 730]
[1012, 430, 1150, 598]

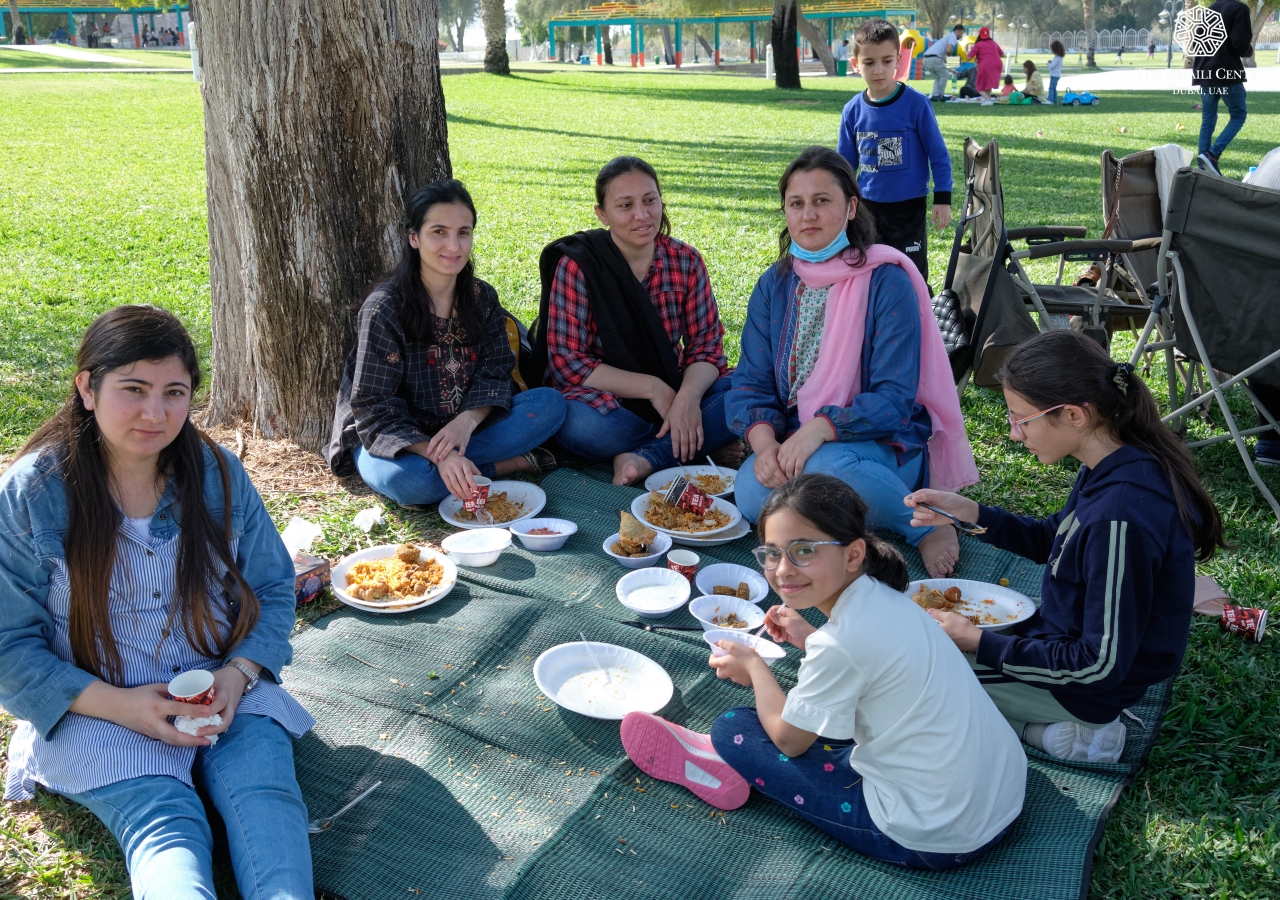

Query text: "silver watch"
[223, 659, 260, 692]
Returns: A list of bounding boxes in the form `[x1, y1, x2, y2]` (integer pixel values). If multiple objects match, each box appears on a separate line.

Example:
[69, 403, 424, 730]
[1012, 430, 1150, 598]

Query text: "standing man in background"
[1193, 0, 1252, 175]
[921, 24, 966, 102]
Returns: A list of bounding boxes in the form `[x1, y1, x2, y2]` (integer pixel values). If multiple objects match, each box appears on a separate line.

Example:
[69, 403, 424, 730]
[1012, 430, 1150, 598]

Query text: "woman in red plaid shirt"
[530, 157, 737, 486]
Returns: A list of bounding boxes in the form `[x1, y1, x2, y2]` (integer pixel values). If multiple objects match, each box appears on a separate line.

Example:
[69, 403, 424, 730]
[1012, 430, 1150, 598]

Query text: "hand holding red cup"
[168, 669, 216, 706]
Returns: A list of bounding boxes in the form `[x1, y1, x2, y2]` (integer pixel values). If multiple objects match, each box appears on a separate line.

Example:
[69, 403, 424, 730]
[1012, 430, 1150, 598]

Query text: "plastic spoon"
[308, 780, 383, 834]
[579, 632, 612, 684]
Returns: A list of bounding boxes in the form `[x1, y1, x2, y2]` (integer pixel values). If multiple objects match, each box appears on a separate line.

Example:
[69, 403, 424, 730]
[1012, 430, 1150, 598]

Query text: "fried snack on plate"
[736, 581, 750, 600]
[395, 543, 421, 564]
[457, 491, 524, 523]
[712, 585, 737, 596]
[712, 612, 748, 629]
[912, 584, 960, 611]
[614, 510, 656, 557]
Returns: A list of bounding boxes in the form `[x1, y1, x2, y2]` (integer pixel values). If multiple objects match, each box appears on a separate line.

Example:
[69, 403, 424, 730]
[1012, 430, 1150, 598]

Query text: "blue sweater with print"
[974, 446, 1197, 725]
[836, 83, 953, 205]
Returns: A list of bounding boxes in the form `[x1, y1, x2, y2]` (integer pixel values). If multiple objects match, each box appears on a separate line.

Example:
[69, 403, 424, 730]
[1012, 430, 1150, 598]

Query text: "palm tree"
[482, 0, 510, 73]
[9, 0, 26, 44]
[1082, 0, 1096, 68]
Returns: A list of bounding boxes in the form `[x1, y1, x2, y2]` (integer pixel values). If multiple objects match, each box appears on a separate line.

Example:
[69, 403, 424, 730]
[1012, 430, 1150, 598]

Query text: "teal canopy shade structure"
[2, 2, 189, 47]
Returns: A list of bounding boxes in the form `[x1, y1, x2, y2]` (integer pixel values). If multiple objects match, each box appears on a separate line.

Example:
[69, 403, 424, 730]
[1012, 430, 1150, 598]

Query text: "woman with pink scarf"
[726, 146, 978, 577]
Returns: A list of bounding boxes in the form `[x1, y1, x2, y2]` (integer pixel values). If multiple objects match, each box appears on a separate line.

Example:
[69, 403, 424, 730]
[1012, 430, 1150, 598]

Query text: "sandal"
[521, 446, 558, 479]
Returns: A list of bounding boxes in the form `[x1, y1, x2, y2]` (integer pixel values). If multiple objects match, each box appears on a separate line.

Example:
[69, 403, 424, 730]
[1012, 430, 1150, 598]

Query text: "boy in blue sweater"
[906, 331, 1226, 764]
[837, 19, 952, 285]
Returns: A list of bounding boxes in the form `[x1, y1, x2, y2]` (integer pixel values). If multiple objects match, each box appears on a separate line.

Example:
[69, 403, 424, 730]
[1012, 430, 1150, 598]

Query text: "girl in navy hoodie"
[906, 330, 1226, 763]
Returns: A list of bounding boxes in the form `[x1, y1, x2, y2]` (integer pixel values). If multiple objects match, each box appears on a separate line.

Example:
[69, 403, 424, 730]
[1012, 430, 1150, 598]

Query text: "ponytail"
[998, 330, 1227, 561]
[757, 474, 909, 591]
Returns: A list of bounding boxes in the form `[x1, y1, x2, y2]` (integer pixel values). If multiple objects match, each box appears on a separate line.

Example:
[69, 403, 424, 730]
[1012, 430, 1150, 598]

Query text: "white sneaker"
[980, 99, 995, 106]
[1040, 721, 1127, 763]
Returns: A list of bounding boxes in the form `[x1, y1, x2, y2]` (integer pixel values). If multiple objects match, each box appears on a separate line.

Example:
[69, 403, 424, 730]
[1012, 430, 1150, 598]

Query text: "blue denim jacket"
[0, 442, 298, 740]
[725, 261, 933, 463]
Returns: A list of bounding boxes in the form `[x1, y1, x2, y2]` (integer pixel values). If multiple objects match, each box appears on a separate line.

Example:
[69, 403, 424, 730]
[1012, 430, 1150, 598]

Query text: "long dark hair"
[1023, 59, 1037, 74]
[998, 330, 1226, 561]
[369, 179, 485, 345]
[757, 474, 909, 591]
[594, 156, 672, 239]
[777, 146, 878, 270]
[17, 306, 261, 685]
[1050, 40, 1066, 57]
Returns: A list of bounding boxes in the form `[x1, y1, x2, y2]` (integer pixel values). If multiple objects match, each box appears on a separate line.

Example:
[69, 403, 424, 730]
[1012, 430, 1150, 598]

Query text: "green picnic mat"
[289, 470, 1169, 900]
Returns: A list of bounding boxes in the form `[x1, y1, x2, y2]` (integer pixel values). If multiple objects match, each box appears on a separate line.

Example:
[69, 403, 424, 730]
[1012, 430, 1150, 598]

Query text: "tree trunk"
[455, 19, 466, 53]
[1243, 1, 1279, 67]
[8, 0, 22, 43]
[660, 24, 674, 64]
[795, 13, 836, 75]
[772, 0, 801, 88]
[602, 26, 613, 64]
[195, 0, 451, 451]
[919, 0, 950, 52]
[1082, 0, 1096, 67]
[482, 0, 508, 73]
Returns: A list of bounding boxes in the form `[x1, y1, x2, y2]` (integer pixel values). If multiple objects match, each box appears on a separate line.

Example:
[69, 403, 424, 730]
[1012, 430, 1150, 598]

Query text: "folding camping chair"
[1129, 167, 1280, 518]
[936, 138, 1158, 388]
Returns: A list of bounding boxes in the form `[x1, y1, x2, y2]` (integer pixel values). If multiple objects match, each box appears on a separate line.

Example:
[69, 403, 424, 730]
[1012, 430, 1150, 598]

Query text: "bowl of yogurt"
[615, 567, 691, 618]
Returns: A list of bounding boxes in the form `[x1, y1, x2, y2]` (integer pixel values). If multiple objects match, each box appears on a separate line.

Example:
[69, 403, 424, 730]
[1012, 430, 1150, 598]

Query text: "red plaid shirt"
[546, 235, 728, 413]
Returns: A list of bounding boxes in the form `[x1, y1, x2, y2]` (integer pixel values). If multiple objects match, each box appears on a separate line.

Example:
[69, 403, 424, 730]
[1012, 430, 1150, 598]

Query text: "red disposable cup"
[463, 476, 492, 514]
[667, 549, 700, 583]
[1220, 604, 1268, 642]
[662, 476, 713, 515]
[168, 669, 216, 705]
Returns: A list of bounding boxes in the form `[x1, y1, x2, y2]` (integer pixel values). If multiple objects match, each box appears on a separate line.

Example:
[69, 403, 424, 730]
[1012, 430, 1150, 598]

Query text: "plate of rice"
[332, 543, 458, 614]
[438, 481, 546, 530]
[629, 491, 742, 538]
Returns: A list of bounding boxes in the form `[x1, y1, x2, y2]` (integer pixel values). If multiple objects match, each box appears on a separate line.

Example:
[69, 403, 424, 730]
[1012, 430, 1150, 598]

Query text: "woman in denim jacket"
[0, 306, 315, 899]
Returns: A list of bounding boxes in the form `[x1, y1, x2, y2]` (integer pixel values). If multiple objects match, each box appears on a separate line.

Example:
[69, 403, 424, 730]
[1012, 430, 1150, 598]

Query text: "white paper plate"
[670, 518, 753, 547]
[438, 481, 546, 530]
[332, 544, 458, 615]
[534, 642, 674, 720]
[644, 465, 737, 498]
[695, 563, 770, 605]
[908, 578, 1036, 631]
[629, 492, 742, 539]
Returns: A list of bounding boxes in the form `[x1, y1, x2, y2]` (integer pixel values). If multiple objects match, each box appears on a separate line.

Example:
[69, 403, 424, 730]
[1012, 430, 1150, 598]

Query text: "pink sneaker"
[620, 712, 750, 810]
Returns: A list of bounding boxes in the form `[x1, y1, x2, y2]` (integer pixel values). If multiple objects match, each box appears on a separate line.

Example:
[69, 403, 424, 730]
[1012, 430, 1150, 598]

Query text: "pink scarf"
[793, 244, 979, 492]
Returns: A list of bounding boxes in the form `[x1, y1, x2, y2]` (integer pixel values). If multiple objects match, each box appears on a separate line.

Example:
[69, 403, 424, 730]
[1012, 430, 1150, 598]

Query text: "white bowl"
[615, 567, 691, 618]
[703, 628, 787, 666]
[331, 543, 459, 614]
[689, 595, 767, 634]
[509, 518, 577, 552]
[602, 531, 673, 569]
[533, 642, 673, 720]
[438, 481, 547, 530]
[695, 563, 770, 605]
[440, 528, 512, 567]
[629, 493, 742, 539]
[907, 579, 1037, 631]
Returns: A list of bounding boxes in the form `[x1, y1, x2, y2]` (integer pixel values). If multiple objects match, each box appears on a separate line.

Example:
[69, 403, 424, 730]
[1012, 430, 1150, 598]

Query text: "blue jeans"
[710, 708, 1010, 870]
[1199, 84, 1247, 158]
[556, 375, 736, 471]
[59, 714, 312, 900]
[353, 387, 566, 507]
[734, 440, 932, 546]
[1048, 75, 1059, 104]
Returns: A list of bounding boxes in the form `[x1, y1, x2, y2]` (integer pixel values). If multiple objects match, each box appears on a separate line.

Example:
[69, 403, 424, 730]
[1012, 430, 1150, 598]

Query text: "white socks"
[1022, 721, 1127, 763]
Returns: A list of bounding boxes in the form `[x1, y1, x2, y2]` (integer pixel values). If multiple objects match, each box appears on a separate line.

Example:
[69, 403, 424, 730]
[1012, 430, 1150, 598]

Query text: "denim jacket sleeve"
[216, 447, 297, 683]
[0, 455, 98, 740]
[727, 266, 790, 440]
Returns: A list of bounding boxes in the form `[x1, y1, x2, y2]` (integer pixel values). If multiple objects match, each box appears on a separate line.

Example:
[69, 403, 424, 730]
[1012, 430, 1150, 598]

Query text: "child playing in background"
[1000, 74, 1015, 97]
[837, 19, 952, 286]
[620, 474, 1025, 869]
[907, 331, 1226, 763]
[1049, 41, 1065, 104]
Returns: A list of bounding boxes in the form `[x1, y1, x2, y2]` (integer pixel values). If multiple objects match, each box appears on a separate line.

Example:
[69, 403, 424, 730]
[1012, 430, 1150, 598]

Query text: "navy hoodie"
[974, 446, 1196, 725]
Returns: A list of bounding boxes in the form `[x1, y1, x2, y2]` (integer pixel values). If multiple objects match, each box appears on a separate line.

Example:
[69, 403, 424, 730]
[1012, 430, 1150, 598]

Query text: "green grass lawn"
[0, 48, 192, 70]
[1, 71, 1278, 899]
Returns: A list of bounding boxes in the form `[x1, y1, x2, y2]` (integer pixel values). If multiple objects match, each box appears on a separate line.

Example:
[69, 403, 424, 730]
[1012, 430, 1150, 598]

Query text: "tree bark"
[482, 0, 509, 72]
[1082, 0, 1096, 67]
[660, 24, 674, 64]
[194, 0, 451, 451]
[772, 0, 801, 88]
[8, 0, 22, 43]
[602, 27, 613, 64]
[795, 13, 836, 75]
[1243, 1, 1280, 67]
[918, 0, 951, 53]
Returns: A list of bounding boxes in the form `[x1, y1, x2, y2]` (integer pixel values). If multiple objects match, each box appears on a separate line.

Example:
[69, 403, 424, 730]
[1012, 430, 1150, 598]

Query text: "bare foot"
[612, 452, 653, 486]
[918, 524, 960, 578]
[710, 440, 747, 469]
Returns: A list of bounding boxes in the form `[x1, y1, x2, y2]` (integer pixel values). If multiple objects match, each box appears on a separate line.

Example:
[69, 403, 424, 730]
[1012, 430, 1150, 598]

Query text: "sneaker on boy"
[837, 19, 953, 286]
[1256, 437, 1280, 467]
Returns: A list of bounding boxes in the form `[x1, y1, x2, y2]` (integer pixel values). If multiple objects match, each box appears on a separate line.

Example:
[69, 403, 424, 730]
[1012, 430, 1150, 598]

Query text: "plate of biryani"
[907, 578, 1036, 631]
[644, 465, 736, 498]
[332, 543, 458, 614]
[629, 491, 742, 538]
[438, 481, 546, 530]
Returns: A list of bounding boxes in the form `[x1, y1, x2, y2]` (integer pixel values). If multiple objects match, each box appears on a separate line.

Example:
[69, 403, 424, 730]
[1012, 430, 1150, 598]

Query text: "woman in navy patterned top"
[0, 306, 315, 898]
[326, 179, 566, 507]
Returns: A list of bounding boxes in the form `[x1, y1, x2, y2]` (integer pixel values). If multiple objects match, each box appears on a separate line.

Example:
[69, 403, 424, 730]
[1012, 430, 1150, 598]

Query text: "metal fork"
[917, 502, 987, 536]
[308, 780, 382, 835]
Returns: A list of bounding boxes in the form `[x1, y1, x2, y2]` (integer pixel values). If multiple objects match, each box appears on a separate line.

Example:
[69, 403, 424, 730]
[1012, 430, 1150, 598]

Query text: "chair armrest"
[1010, 239, 1134, 261]
[1007, 225, 1089, 241]
[1127, 237, 1164, 252]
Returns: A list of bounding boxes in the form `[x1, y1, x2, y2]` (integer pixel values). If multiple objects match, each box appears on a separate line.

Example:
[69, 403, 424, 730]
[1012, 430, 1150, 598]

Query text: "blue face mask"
[789, 229, 850, 263]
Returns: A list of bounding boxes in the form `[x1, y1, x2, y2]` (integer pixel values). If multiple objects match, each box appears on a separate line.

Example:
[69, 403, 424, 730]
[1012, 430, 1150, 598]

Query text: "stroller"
[1128, 168, 1280, 518]
[950, 62, 979, 99]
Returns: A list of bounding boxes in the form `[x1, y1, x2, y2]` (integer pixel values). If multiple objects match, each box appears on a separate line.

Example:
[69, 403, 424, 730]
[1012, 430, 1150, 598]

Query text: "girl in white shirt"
[620, 473, 1025, 869]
